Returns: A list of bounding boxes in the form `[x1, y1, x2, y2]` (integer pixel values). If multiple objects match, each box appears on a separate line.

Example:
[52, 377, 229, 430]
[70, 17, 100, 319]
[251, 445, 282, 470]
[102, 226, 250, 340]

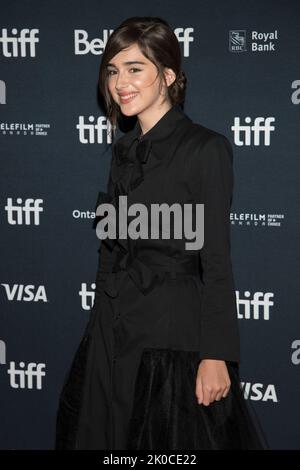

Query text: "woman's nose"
[115, 71, 129, 89]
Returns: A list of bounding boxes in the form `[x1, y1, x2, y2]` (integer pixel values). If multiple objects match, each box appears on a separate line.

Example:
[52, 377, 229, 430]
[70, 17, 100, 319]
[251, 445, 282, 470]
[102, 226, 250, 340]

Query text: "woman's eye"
[107, 68, 142, 76]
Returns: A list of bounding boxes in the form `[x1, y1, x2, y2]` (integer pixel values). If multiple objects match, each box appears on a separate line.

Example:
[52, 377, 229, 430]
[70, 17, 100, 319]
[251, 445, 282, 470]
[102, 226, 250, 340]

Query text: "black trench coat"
[55, 104, 267, 450]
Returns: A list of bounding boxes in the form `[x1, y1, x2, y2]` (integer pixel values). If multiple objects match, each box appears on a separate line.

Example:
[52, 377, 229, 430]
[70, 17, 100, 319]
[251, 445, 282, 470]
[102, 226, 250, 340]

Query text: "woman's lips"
[119, 93, 138, 104]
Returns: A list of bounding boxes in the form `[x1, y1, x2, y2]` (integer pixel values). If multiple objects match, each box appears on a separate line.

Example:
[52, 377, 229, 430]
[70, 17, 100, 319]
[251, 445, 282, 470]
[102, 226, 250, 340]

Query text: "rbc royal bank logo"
[229, 30, 247, 52]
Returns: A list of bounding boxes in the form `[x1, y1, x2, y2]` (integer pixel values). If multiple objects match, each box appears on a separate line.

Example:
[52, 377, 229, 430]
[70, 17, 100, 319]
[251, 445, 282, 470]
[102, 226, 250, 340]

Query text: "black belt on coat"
[97, 252, 200, 298]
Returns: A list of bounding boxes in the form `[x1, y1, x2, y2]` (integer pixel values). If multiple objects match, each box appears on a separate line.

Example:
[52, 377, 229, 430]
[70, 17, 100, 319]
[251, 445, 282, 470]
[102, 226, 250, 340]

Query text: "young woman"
[55, 17, 268, 450]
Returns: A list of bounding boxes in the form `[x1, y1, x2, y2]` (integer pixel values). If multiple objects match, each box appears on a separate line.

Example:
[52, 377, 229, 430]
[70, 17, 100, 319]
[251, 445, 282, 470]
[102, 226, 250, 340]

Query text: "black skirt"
[126, 348, 269, 450]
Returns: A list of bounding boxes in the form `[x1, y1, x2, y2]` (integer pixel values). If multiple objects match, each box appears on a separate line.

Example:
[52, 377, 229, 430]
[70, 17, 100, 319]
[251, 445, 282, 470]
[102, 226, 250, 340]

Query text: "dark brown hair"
[98, 16, 187, 142]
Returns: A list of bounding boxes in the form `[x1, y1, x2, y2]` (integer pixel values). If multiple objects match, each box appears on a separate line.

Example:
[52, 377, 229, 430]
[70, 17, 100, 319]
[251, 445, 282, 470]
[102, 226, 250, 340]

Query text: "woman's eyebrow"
[106, 61, 147, 67]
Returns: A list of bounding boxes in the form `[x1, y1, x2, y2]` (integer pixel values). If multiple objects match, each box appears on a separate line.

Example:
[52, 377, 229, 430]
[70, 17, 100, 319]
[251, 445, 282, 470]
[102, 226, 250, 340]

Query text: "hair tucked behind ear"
[98, 17, 187, 143]
[168, 69, 187, 108]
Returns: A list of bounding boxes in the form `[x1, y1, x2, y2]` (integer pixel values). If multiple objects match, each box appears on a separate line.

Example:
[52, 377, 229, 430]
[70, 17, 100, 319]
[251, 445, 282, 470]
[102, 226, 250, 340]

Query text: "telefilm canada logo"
[0, 78, 50, 137]
[95, 196, 205, 251]
[231, 212, 285, 227]
[0, 79, 50, 136]
[1, 121, 50, 137]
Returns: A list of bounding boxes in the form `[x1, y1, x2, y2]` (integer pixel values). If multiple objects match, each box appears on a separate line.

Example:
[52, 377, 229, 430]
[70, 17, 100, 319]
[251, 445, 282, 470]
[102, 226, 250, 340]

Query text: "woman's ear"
[163, 67, 176, 87]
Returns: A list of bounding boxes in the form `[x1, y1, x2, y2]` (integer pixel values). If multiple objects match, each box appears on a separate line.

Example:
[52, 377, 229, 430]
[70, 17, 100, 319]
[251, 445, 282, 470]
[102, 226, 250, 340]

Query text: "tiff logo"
[231, 117, 275, 145]
[236, 291, 274, 320]
[8, 362, 46, 389]
[5, 198, 43, 225]
[79, 283, 96, 311]
[76, 115, 113, 144]
[174, 28, 194, 57]
[0, 28, 39, 57]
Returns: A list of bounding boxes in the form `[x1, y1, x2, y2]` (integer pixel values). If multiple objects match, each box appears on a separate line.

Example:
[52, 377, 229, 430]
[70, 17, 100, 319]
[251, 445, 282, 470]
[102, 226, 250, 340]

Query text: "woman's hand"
[195, 359, 231, 406]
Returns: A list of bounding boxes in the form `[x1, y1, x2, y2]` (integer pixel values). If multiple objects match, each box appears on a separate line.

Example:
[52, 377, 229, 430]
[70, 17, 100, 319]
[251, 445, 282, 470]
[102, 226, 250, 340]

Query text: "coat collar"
[115, 104, 191, 153]
[110, 104, 192, 192]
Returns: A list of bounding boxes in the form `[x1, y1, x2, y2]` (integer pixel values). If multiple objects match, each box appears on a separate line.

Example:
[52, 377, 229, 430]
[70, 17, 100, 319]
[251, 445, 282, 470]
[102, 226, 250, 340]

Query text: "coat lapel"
[110, 104, 192, 197]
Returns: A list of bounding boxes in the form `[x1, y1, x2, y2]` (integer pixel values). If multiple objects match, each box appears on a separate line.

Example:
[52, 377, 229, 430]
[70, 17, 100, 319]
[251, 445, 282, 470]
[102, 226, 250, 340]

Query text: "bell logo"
[74, 29, 113, 55]
[7, 362, 46, 389]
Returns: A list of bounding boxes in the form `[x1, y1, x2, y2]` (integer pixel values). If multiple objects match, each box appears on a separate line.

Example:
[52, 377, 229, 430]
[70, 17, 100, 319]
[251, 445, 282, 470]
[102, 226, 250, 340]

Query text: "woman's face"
[106, 43, 174, 117]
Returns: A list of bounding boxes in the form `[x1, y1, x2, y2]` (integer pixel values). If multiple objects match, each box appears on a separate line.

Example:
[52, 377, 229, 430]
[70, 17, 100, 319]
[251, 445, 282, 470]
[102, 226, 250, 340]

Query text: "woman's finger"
[196, 376, 203, 404]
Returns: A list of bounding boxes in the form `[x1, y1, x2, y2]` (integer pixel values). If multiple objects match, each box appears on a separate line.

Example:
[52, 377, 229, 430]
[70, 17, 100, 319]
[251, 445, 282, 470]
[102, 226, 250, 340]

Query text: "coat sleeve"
[186, 133, 240, 364]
